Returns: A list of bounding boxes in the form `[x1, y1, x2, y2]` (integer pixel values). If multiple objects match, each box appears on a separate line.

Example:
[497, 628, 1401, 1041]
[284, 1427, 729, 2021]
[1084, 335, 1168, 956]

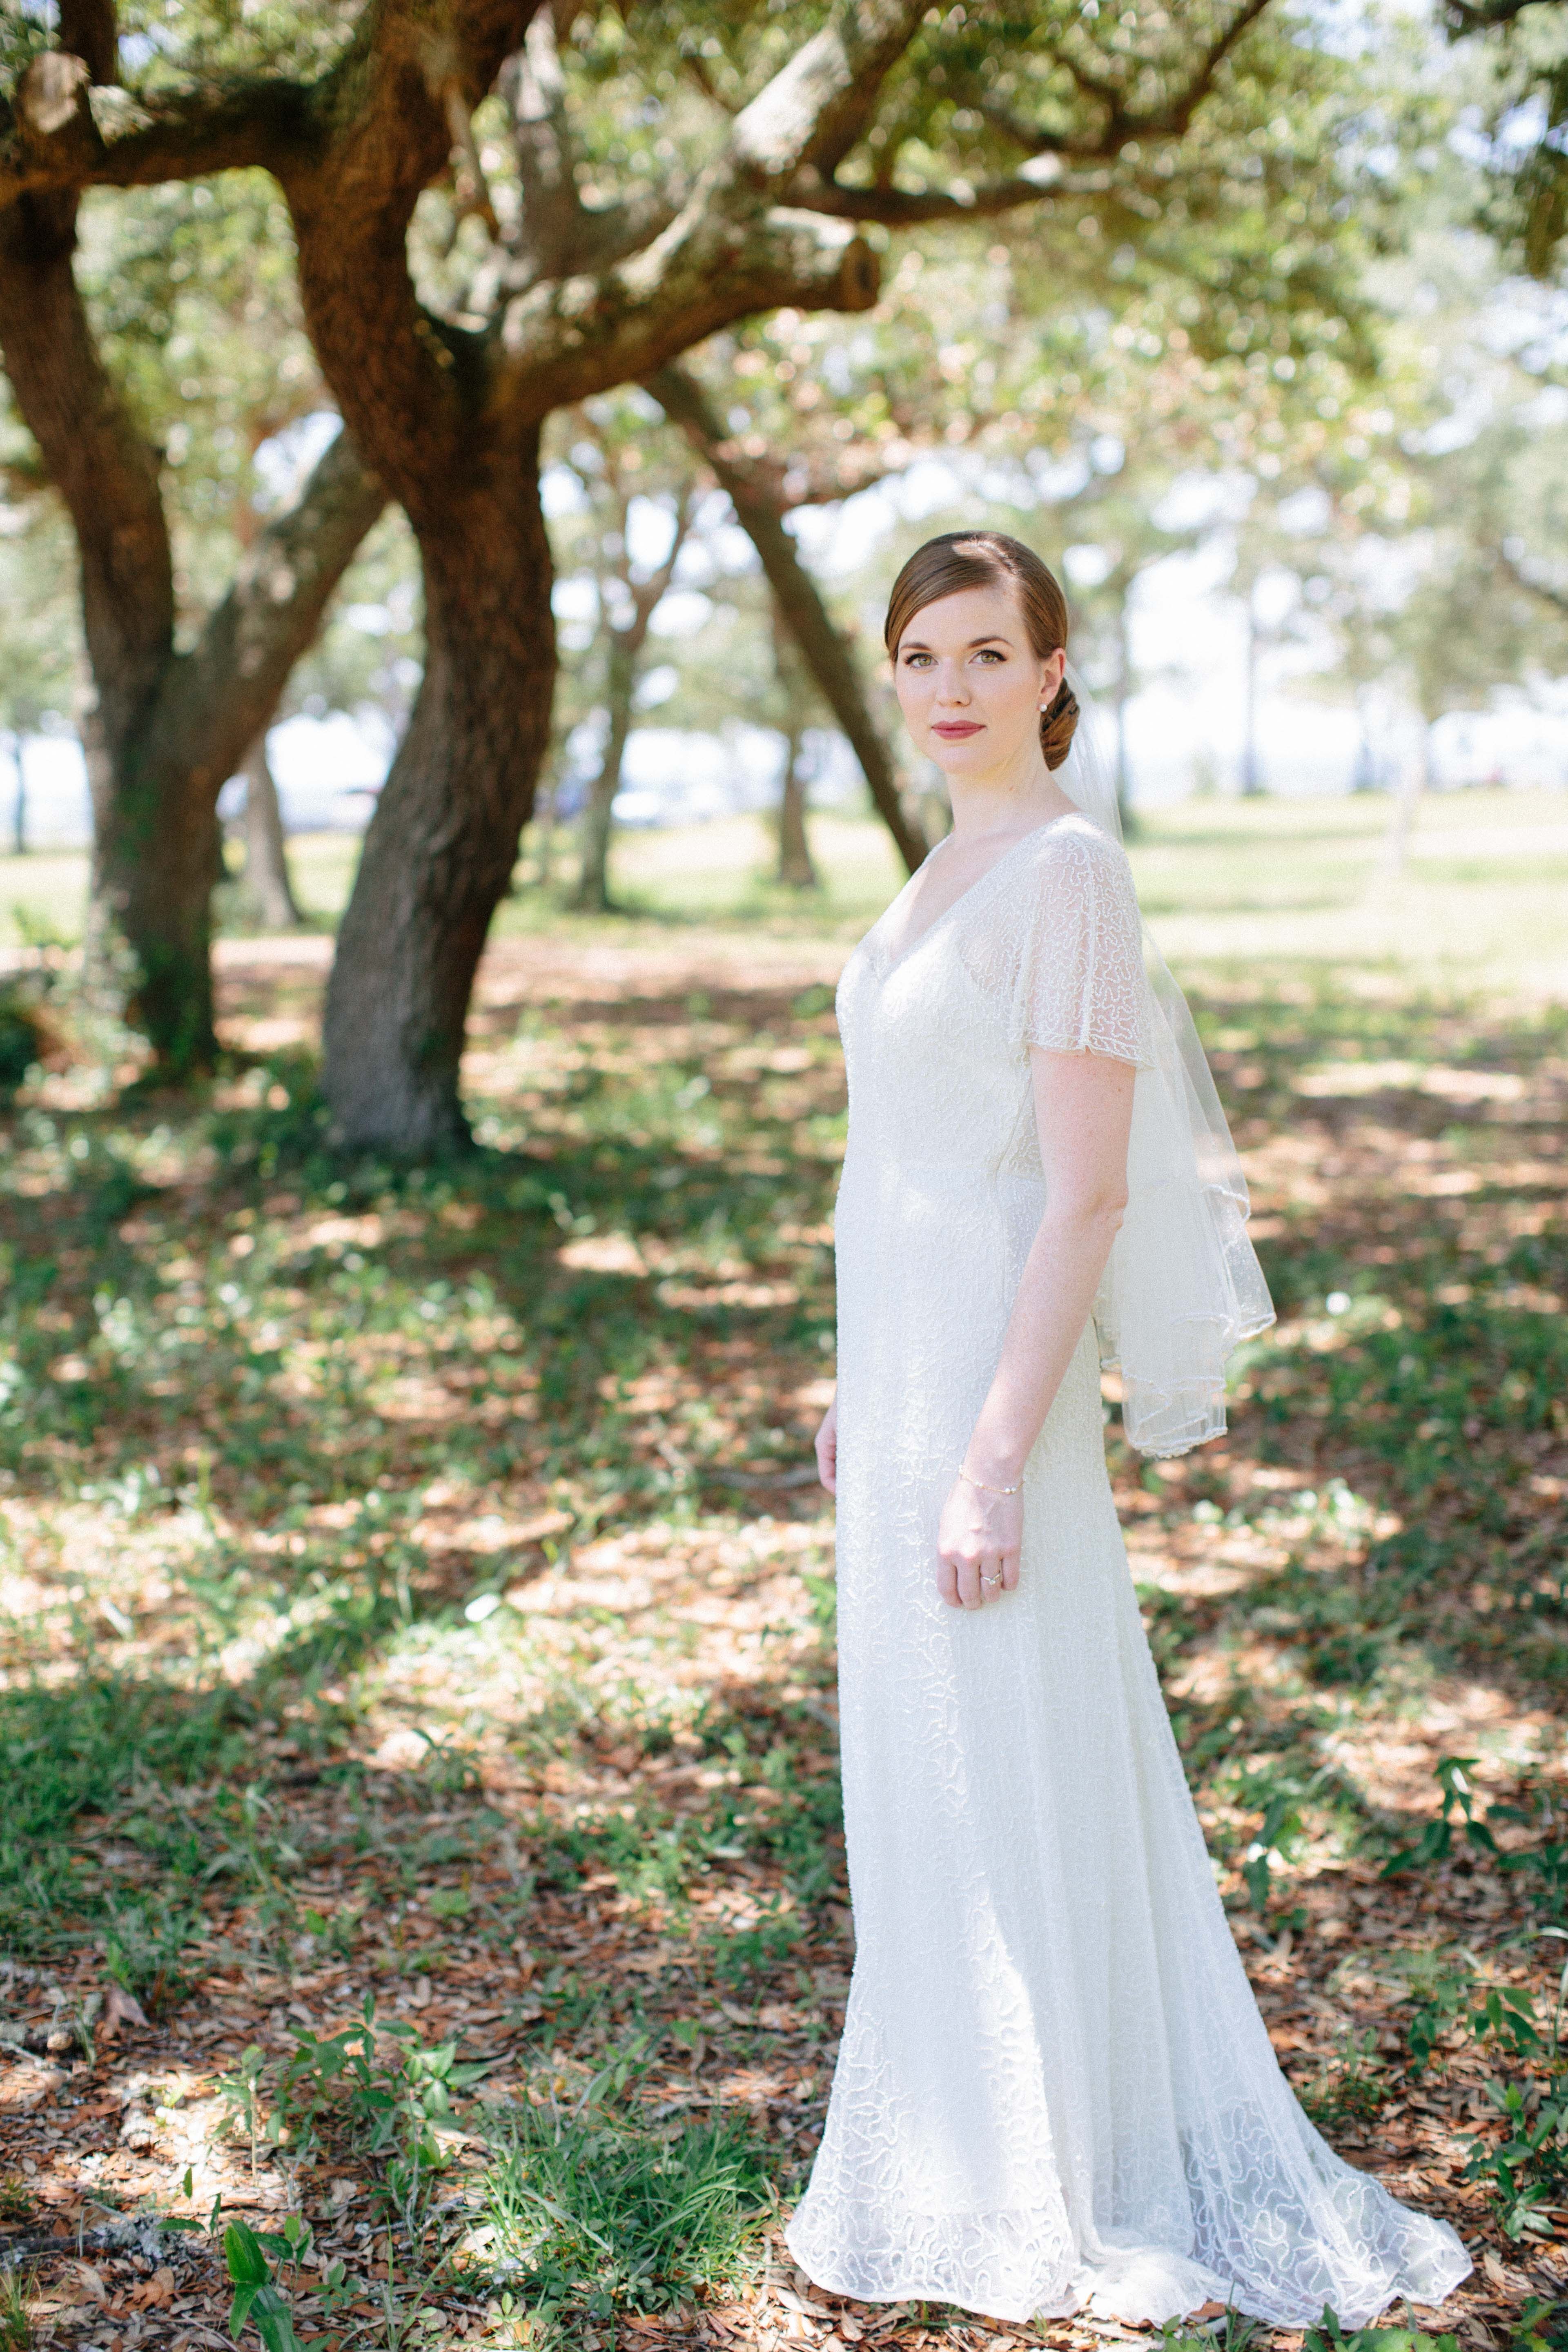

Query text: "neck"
[944, 743, 1078, 843]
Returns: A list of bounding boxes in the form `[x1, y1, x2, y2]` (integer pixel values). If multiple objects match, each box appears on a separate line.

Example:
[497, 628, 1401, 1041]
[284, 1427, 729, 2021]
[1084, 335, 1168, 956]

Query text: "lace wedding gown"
[785, 815, 1470, 2327]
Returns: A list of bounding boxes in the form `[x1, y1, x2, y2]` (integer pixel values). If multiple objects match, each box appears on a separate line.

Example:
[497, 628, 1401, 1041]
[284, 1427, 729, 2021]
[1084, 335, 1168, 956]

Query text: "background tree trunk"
[8, 737, 25, 856]
[574, 630, 637, 913]
[776, 724, 817, 889]
[1111, 592, 1140, 839]
[321, 449, 556, 1152]
[241, 734, 301, 929]
[772, 606, 818, 889]
[1241, 578, 1265, 798]
[85, 742, 225, 1059]
[74, 425, 383, 1065]
[651, 365, 927, 875]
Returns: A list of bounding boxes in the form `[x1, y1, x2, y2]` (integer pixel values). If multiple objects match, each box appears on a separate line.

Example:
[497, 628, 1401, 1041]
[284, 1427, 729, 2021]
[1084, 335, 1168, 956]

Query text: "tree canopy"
[2, 0, 1400, 1143]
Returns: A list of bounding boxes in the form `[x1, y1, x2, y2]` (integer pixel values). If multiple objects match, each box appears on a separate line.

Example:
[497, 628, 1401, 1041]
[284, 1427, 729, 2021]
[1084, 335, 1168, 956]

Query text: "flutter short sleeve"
[1007, 822, 1155, 1068]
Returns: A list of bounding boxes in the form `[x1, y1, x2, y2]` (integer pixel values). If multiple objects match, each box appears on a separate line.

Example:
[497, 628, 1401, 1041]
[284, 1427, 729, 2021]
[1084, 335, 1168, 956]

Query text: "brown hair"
[883, 530, 1079, 770]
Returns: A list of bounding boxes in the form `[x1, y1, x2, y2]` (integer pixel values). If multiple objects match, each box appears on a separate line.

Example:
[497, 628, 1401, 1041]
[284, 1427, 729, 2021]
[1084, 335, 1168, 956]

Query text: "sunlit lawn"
[5, 786, 1568, 998]
[0, 785, 1564, 2351]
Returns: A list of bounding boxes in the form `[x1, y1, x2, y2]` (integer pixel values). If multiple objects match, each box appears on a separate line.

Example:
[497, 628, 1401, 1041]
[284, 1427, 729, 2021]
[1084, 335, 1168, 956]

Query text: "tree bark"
[241, 734, 301, 929]
[0, 44, 383, 1065]
[76, 420, 384, 1065]
[574, 628, 637, 915]
[321, 447, 556, 1152]
[651, 363, 927, 875]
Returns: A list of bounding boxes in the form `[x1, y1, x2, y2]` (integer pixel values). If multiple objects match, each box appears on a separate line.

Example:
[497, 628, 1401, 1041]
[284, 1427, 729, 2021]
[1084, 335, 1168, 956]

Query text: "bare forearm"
[964, 1198, 1123, 1483]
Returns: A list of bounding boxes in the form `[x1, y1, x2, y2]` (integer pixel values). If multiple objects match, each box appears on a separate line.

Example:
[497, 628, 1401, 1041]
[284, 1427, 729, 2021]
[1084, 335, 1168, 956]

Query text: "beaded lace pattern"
[784, 818, 1471, 2327]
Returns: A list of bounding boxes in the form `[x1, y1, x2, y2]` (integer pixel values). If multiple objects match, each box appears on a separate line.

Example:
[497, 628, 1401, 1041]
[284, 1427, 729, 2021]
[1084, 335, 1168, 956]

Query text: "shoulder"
[1019, 813, 1138, 906]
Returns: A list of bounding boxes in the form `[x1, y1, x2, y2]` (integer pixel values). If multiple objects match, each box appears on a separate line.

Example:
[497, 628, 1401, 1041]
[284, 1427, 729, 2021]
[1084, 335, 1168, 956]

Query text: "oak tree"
[6, 0, 1372, 1145]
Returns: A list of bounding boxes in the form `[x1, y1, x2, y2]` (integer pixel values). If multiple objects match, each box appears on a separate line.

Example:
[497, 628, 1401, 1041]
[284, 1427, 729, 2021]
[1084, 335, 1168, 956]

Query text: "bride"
[784, 531, 1471, 2328]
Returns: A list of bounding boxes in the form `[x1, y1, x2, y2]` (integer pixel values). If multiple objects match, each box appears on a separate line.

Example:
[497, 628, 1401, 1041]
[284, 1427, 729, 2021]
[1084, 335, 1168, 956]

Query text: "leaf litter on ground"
[0, 922, 1564, 2352]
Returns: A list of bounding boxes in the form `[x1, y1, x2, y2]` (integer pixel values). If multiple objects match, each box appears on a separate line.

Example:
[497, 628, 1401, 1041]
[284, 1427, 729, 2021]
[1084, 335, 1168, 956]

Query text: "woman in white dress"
[784, 532, 1471, 2329]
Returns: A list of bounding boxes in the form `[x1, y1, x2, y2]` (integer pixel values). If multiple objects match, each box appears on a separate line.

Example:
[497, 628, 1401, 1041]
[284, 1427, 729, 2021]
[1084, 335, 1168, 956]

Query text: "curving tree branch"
[651, 360, 927, 877]
[145, 424, 386, 802]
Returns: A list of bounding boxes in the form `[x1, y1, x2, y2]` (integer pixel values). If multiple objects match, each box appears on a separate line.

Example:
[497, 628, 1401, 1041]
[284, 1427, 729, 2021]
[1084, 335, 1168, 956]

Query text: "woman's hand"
[815, 1390, 839, 1496]
[937, 1471, 1022, 1610]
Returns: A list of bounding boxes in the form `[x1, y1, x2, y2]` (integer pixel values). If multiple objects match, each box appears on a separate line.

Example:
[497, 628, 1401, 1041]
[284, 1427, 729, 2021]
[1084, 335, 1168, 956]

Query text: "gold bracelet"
[959, 1464, 1022, 1497]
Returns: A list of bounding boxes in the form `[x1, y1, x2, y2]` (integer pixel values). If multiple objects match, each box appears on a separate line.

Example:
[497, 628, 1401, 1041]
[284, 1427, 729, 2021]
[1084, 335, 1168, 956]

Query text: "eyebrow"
[900, 633, 1015, 651]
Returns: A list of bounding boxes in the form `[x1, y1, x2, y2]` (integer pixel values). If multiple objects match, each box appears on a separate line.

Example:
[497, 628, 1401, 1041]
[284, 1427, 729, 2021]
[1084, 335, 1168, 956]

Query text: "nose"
[933, 660, 970, 705]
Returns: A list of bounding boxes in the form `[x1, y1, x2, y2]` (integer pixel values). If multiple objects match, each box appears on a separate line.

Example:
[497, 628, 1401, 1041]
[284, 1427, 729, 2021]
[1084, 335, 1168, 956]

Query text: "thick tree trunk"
[321, 445, 555, 1151]
[242, 734, 301, 928]
[573, 628, 636, 914]
[85, 740, 224, 1057]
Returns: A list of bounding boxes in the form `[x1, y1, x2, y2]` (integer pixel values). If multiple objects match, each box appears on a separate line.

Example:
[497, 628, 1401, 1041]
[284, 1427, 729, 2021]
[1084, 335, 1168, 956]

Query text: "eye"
[974, 647, 1006, 663]
[900, 650, 933, 667]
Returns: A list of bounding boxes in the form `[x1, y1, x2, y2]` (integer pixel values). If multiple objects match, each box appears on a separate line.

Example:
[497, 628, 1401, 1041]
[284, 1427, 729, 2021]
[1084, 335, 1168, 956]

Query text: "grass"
[482, 2076, 775, 2328]
[0, 2268, 35, 2352]
[4, 784, 1568, 991]
[0, 793, 1564, 2349]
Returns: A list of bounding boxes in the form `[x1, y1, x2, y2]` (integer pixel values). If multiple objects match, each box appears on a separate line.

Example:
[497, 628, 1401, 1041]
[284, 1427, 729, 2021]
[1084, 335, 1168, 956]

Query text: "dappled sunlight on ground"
[1, 829, 1566, 2350]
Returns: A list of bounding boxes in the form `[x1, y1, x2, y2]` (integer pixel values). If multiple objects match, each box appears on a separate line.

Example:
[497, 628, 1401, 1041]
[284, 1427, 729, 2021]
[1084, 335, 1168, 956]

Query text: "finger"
[955, 1555, 984, 1611]
[936, 1552, 961, 1609]
[977, 1554, 1006, 1604]
[1000, 1548, 1021, 1593]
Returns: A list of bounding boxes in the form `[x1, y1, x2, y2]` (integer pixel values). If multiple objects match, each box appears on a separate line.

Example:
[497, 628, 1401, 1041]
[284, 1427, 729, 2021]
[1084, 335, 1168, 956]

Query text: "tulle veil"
[1054, 663, 1275, 1456]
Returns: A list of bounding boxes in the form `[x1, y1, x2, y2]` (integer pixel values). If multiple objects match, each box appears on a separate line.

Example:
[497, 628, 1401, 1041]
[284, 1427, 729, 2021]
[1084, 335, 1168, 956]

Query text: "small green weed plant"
[214, 1999, 484, 2232]
[167, 2189, 364, 2352]
[481, 2035, 773, 2332]
[1299, 2031, 1389, 2132]
[1381, 1756, 1499, 1878]
[221, 2217, 313, 2352]
[1303, 2310, 1458, 2352]
[1462, 2073, 1568, 2242]
[0, 2267, 36, 2352]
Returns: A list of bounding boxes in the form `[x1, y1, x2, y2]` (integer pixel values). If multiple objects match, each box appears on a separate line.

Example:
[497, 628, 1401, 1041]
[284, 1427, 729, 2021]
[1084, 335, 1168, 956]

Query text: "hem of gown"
[784, 2212, 1475, 2332]
[784, 2214, 1228, 2329]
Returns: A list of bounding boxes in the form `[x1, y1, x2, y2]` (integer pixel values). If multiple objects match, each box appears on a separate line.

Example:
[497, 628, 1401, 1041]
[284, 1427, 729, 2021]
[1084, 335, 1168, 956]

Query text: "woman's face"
[892, 580, 1065, 782]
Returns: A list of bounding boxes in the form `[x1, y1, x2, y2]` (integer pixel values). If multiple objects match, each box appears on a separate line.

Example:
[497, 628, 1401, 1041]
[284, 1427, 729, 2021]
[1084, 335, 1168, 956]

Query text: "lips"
[933, 722, 982, 737]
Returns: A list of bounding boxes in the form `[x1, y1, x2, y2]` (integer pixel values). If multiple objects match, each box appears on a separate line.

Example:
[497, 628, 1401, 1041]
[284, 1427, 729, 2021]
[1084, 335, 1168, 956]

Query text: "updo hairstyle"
[883, 530, 1080, 771]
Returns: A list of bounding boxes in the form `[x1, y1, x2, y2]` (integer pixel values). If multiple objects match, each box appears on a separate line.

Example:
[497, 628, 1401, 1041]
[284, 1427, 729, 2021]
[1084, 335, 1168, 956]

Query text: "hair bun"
[1040, 677, 1080, 771]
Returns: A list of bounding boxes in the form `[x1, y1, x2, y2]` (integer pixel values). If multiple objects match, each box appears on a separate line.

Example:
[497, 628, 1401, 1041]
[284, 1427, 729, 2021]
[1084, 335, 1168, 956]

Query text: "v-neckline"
[873, 812, 1078, 983]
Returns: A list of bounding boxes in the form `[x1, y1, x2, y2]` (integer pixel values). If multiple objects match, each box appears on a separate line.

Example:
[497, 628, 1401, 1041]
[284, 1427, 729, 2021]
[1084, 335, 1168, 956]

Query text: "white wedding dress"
[785, 814, 1470, 2327]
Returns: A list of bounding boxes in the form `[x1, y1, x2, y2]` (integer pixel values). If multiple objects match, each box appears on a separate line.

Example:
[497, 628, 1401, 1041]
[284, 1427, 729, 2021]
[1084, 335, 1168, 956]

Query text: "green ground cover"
[0, 795, 1564, 2352]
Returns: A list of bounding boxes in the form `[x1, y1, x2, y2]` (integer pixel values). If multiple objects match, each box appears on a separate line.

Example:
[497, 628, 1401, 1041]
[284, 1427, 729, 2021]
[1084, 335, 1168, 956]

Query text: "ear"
[1038, 647, 1067, 708]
